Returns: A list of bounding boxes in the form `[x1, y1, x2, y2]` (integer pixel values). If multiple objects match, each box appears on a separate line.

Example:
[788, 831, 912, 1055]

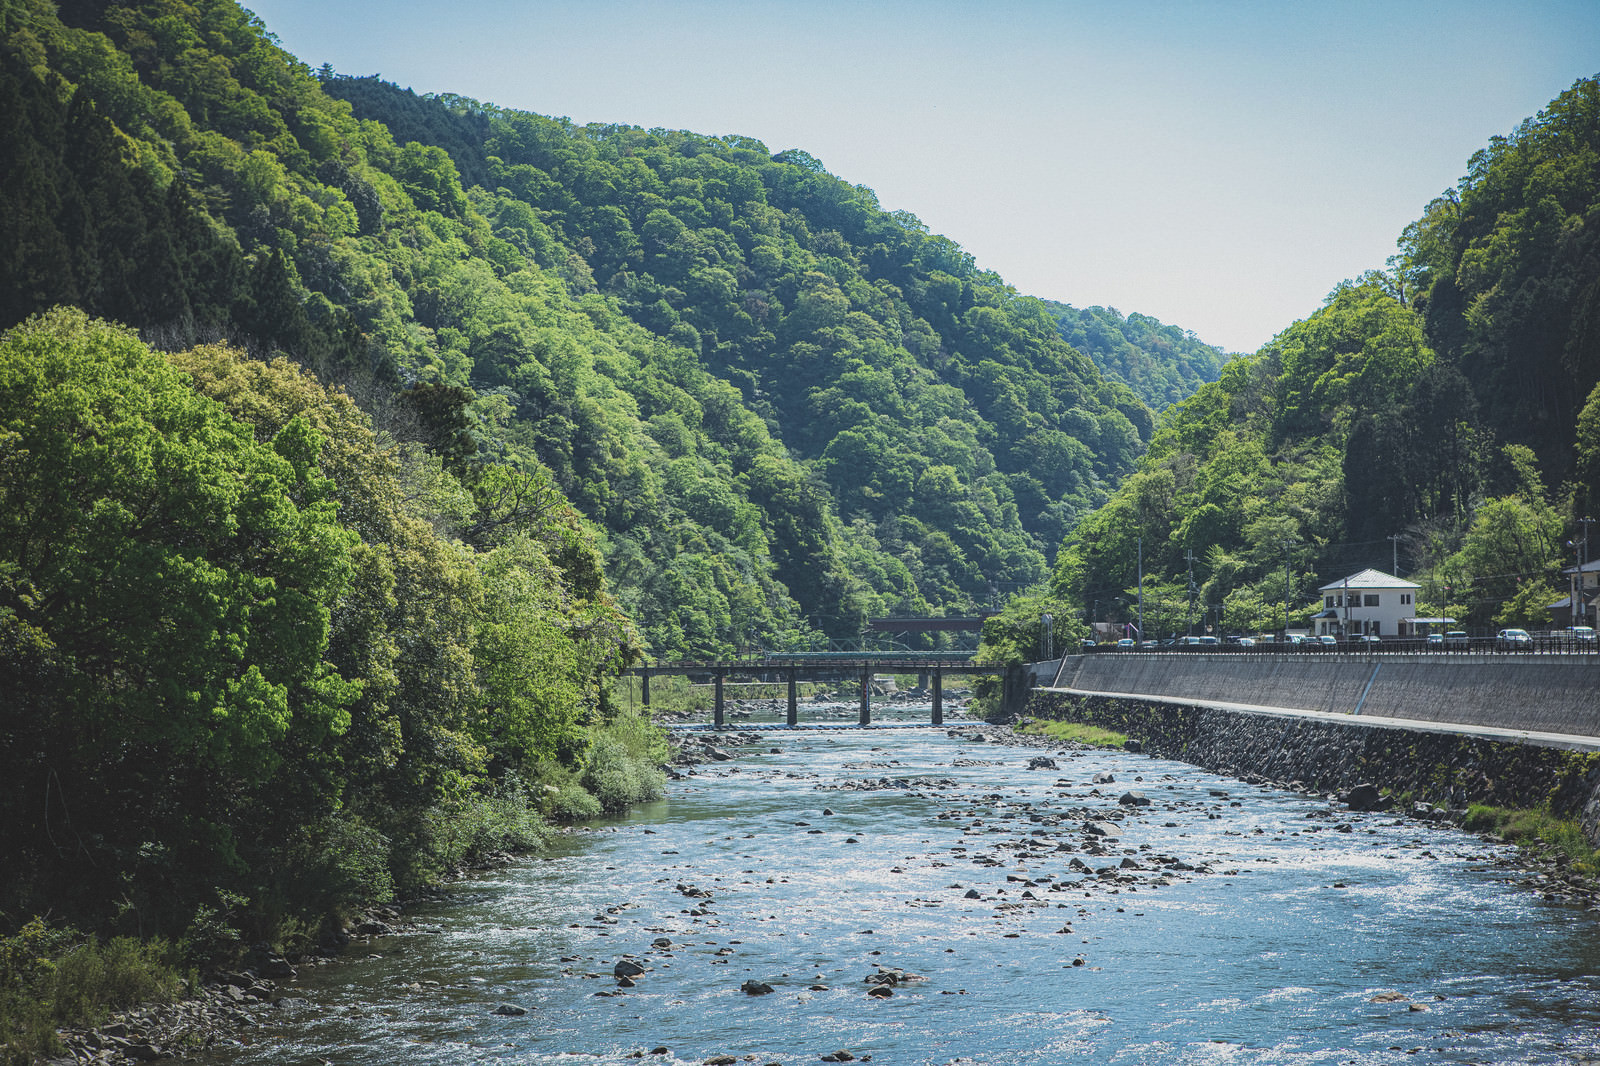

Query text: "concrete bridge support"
[713, 671, 725, 729]
[859, 665, 871, 726]
[786, 669, 798, 727]
[932, 669, 943, 726]
[640, 668, 651, 708]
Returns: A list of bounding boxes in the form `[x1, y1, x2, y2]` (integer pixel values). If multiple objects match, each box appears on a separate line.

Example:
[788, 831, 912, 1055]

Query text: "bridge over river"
[629, 653, 1010, 728]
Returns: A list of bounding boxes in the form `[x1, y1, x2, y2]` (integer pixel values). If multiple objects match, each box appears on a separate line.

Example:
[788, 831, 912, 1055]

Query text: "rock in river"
[1341, 783, 1388, 811]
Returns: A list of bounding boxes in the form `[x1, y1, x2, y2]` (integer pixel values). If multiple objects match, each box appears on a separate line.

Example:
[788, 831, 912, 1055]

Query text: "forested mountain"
[1041, 301, 1233, 410]
[0, 0, 1163, 987]
[1028, 74, 1600, 649]
[0, 0, 1157, 664]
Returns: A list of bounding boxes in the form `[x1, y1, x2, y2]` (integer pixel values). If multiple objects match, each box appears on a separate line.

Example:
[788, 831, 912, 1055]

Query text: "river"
[201, 705, 1600, 1065]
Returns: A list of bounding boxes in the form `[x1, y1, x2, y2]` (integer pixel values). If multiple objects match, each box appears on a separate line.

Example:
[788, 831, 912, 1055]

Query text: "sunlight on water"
[198, 721, 1600, 1065]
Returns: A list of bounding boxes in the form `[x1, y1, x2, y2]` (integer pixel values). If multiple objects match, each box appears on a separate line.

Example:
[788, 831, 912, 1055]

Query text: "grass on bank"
[1015, 719, 1129, 748]
[0, 920, 188, 1065]
[1461, 805, 1599, 875]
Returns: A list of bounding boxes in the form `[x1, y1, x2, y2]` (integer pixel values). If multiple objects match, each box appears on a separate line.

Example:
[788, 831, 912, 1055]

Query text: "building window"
[1401, 593, 1412, 605]
[1364, 594, 1380, 607]
[1325, 596, 1335, 608]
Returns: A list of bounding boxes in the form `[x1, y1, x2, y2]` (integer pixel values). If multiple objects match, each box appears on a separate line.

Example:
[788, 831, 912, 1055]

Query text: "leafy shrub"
[317, 816, 396, 910]
[412, 775, 551, 879]
[580, 737, 666, 814]
[1, 919, 185, 1065]
[539, 769, 604, 822]
[579, 712, 667, 815]
[1463, 804, 1598, 874]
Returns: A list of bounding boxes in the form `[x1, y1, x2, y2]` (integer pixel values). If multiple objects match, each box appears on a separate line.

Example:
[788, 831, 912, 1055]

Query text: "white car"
[1495, 628, 1532, 650]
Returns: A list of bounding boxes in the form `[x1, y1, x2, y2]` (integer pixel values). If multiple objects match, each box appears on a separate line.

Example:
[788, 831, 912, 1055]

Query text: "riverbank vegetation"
[0, 310, 653, 1025]
[0, 922, 188, 1065]
[1036, 74, 1600, 641]
[1462, 805, 1600, 876]
[1014, 720, 1129, 749]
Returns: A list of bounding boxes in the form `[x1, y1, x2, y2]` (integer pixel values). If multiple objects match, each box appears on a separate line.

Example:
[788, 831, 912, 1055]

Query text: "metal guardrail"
[1076, 637, 1599, 657]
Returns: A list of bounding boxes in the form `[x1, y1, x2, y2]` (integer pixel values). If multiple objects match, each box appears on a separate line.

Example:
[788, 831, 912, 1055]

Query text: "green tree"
[0, 309, 360, 930]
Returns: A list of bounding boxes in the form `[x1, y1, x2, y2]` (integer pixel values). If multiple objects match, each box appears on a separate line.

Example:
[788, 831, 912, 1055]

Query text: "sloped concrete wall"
[1024, 689, 1600, 845]
[1059, 653, 1600, 737]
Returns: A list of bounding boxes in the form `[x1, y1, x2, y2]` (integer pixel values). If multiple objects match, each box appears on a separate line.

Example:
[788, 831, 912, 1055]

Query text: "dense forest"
[0, 0, 1158, 663]
[4, 0, 1598, 1052]
[1041, 302, 1232, 411]
[1030, 74, 1600, 651]
[0, 0, 1172, 1046]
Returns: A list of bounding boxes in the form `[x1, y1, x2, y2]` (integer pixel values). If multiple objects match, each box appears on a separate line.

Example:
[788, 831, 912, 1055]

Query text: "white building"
[1549, 559, 1600, 627]
[1313, 569, 1420, 638]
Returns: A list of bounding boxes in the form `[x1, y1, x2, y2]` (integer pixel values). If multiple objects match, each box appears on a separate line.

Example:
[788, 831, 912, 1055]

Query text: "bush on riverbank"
[0, 920, 187, 1065]
[1016, 719, 1129, 748]
[1462, 805, 1599, 875]
[580, 710, 669, 815]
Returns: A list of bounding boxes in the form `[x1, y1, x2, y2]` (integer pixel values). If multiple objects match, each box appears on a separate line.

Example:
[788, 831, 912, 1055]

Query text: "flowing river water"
[202, 704, 1600, 1065]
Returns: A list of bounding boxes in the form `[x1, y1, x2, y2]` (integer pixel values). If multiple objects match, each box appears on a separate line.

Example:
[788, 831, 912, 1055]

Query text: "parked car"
[1116, 638, 1136, 650]
[1426, 633, 1443, 647]
[1236, 636, 1256, 647]
[1569, 625, 1597, 645]
[1353, 634, 1382, 645]
[1495, 628, 1532, 650]
[1316, 635, 1338, 646]
[1443, 630, 1469, 647]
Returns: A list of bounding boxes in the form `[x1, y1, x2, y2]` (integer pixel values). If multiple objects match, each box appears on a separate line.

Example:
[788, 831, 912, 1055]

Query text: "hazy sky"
[244, 0, 1599, 355]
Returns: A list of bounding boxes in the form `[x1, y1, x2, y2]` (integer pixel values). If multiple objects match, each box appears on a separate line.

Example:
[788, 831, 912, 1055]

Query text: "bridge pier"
[786, 669, 798, 727]
[859, 665, 871, 726]
[932, 669, 943, 726]
[713, 671, 725, 729]
[640, 668, 651, 708]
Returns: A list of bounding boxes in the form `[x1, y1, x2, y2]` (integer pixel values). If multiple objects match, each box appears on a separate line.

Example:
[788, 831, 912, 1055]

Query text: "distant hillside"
[1032, 74, 1600, 650]
[0, 0, 1156, 658]
[1041, 302, 1232, 410]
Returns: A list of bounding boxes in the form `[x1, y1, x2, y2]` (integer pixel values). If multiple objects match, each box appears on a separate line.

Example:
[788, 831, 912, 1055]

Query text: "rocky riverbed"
[58, 705, 1600, 1065]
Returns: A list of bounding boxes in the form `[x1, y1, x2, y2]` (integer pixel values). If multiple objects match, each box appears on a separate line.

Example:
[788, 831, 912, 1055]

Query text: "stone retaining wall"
[1024, 689, 1600, 845]
[1059, 653, 1600, 736]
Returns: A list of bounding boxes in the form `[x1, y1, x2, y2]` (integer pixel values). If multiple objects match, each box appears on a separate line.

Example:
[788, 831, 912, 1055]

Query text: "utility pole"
[1137, 535, 1145, 642]
[1387, 534, 1401, 576]
[1582, 518, 1594, 628]
[1283, 538, 1294, 639]
[1185, 549, 1197, 635]
[1575, 517, 1594, 628]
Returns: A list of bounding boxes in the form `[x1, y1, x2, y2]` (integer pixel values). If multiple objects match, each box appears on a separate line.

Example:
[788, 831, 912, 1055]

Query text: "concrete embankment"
[1025, 652, 1600, 845]
[1058, 652, 1600, 736]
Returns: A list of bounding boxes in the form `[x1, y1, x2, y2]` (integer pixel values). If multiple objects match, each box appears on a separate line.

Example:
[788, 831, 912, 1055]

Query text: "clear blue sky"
[246, 0, 1599, 355]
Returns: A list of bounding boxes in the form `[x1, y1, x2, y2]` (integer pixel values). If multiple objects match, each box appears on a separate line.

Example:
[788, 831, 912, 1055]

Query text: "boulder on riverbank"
[1341, 783, 1390, 811]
